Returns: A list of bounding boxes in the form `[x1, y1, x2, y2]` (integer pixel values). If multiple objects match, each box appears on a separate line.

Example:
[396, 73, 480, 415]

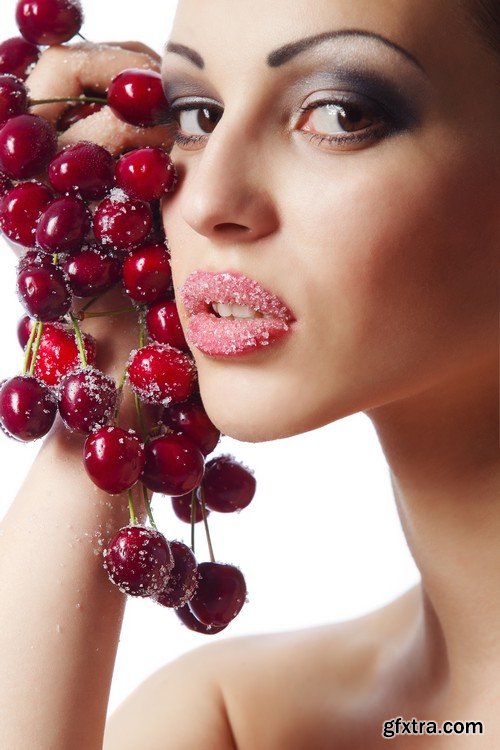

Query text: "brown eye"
[299, 101, 379, 137]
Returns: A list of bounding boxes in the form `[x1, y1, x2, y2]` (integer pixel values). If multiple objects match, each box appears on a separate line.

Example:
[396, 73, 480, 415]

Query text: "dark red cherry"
[122, 243, 172, 303]
[48, 141, 114, 200]
[16, 0, 84, 45]
[0, 37, 40, 80]
[17, 314, 36, 347]
[128, 343, 197, 406]
[0, 181, 53, 247]
[102, 525, 173, 597]
[162, 393, 220, 456]
[17, 263, 72, 321]
[107, 68, 171, 127]
[141, 433, 205, 496]
[57, 100, 104, 132]
[35, 195, 90, 254]
[26, 322, 96, 386]
[171, 491, 210, 524]
[93, 190, 152, 252]
[153, 540, 199, 608]
[175, 603, 228, 634]
[57, 367, 117, 433]
[84, 426, 145, 495]
[0, 113, 57, 179]
[61, 243, 121, 297]
[0, 375, 56, 441]
[17, 249, 53, 272]
[145, 299, 188, 350]
[0, 170, 12, 196]
[188, 562, 247, 627]
[0, 73, 28, 125]
[115, 147, 177, 201]
[199, 454, 256, 513]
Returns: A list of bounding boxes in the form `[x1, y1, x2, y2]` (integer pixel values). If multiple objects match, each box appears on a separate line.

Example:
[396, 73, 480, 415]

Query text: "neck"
[366, 353, 500, 701]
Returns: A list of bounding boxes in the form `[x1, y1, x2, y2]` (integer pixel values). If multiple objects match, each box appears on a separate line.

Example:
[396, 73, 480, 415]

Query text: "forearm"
[0, 418, 146, 749]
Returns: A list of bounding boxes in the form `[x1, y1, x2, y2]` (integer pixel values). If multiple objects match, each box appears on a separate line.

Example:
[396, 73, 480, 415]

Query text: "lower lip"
[186, 310, 295, 358]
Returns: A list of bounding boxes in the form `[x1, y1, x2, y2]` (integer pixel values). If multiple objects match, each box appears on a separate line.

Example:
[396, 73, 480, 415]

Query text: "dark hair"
[465, 0, 500, 52]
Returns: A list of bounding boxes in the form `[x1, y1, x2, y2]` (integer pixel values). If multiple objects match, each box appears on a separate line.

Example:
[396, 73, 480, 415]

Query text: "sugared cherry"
[107, 68, 171, 127]
[122, 243, 171, 303]
[0, 375, 56, 441]
[84, 426, 145, 495]
[61, 243, 121, 298]
[153, 540, 199, 608]
[17, 314, 35, 347]
[0, 113, 57, 179]
[57, 367, 117, 433]
[0, 181, 53, 247]
[35, 195, 91, 254]
[141, 433, 205, 496]
[26, 322, 96, 386]
[188, 561, 247, 627]
[17, 263, 71, 321]
[0, 37, 40, 80]
[0, 73, 28, 125]
[48, 141, 114, 200]
[199, 454, 256, 513]
[103, 525, 173, 597]
[93, 190, 152, 252]
[16, 0, 84, 46]
[115, 147, 177, 201]
[128, 343, 197, 406]
[162, 393, 220, 456]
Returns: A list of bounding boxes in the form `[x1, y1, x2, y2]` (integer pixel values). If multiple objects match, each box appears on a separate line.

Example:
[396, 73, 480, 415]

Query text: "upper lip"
[180, 269, 296, 322]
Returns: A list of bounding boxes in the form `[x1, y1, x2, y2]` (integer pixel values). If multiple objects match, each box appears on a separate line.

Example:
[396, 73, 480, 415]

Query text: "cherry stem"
[28, 321, 43, 376]
[112, 365, 128, 423]
[77, 32, 89, 42]
[78, 307, 133, 320]
[69, 311, 87, 368]
[52, 253, 59, 265]
[127, 488, 137, 526]
[81, 293, 106, 313]
[190, 488, 196, 553]
[198, 484, 215, 563]
[134, 393, 146, 441]
[138, 310, 146, 348]
[29, 95, 107, 106]
[23, 321, 38, 374]
[141, 484, 157, 530]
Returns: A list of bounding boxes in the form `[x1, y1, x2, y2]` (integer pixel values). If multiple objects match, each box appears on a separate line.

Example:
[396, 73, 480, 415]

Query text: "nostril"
[214, 223, 250, 232]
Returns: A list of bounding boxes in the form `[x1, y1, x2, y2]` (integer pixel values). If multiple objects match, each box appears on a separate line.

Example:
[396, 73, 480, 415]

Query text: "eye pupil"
[198, 106, 222, 133]
[337, 104, 373, 133]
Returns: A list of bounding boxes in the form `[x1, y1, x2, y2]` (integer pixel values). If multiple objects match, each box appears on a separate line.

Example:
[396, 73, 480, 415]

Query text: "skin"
[158, 0, 499, 744]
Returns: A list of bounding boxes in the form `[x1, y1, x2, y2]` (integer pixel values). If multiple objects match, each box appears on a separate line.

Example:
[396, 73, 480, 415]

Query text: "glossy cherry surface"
[121, 243, 171, 303]
[84, 426, 145, 495]
[0, 37, 40, 80]
[162, 392, 220, 456]
[107, 68, 171, 127]
[35, 195, 90, 254]
[145, 298, 187, 350]
[188, 562, 247, 627]
[48, 141, 114, 200]
[16, 0, 83, 45]
[115, 147, 177, 201]
[0, 113, 57, 179]
[175, 603, 228, 634]
[141, 433, 205, 496]
[0, 375, 56, 441]
[0, 73, 28, 125]
[199, 454, 256, 513]
[17, 263, 72, 321]
[128, 343, 197, 406]
[62, 243, 121, 297]
[0, 181, 53, 247]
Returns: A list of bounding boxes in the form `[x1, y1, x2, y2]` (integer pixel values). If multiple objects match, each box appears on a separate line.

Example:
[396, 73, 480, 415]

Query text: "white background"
[0, 0, 419, 719]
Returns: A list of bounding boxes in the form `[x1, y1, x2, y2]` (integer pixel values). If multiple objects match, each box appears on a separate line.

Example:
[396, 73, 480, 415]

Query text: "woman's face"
[161, 0, 499, 442]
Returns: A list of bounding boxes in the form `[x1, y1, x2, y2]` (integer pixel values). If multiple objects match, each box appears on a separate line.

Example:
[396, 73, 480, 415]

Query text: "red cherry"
[17, 263, 72, 321]
[26, 322, 96, 386]
[145, 299, 188, 350]
[0, 113, 57, 179]
[57, 366, 117, 433]
[0, 181, 53, 247]
[115, 147, 177, 201]
[16, 0, 84, 46]
[0, 170, 12, 196]
[175, 603, 228, 634]
[57, 100, 104, 132]
[61, 243, 121, 298]
[48, 141, 114, 200]
[188, 562, 247, 627]
[0, 375, 56, 441]
[93, 190, 153, 252]
[35, 195, 91, 254]
[0, 73, 28, 125]
[128, 342, 197, 406]
[162, 393, 220, 456]
[171, 491, 210, 524]
[84, 426, 145, 495]
[153, 540, 199, 608]
[107, 68, 171, 127]
[199, 454, 256, 513]
[0, 37, 40, 80]
[17, 314, 36, 347]
[102, 525, 173, 597]
[122, 243, 172, 303]
[141, 433, 205, 496]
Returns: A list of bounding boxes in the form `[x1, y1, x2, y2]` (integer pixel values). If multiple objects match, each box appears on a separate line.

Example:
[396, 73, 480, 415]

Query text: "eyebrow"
[164, 28, 427, 76]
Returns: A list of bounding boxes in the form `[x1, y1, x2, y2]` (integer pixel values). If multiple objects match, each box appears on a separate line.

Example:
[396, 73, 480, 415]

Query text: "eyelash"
[168, 96, 395, 149]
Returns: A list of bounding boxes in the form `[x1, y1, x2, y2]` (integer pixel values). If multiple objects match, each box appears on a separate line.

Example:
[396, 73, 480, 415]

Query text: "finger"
[26, 42, 161, 125]
[98, 41, 161, 63]
[57, 105, 176, 156]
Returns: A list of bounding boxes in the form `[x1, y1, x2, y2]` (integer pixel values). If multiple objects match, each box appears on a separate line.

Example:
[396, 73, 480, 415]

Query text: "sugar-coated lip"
[179, 269, 296, 322]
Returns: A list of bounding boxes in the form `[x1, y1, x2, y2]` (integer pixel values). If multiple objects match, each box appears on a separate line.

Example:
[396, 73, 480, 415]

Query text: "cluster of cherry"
[0, 0, 255, 634]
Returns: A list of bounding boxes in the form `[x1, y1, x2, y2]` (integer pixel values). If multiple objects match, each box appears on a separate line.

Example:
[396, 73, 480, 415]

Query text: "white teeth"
[211, 302, 264, 319]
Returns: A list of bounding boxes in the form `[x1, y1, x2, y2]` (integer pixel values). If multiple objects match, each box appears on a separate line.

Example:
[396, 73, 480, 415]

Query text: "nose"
[178, 118, 279, 242]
